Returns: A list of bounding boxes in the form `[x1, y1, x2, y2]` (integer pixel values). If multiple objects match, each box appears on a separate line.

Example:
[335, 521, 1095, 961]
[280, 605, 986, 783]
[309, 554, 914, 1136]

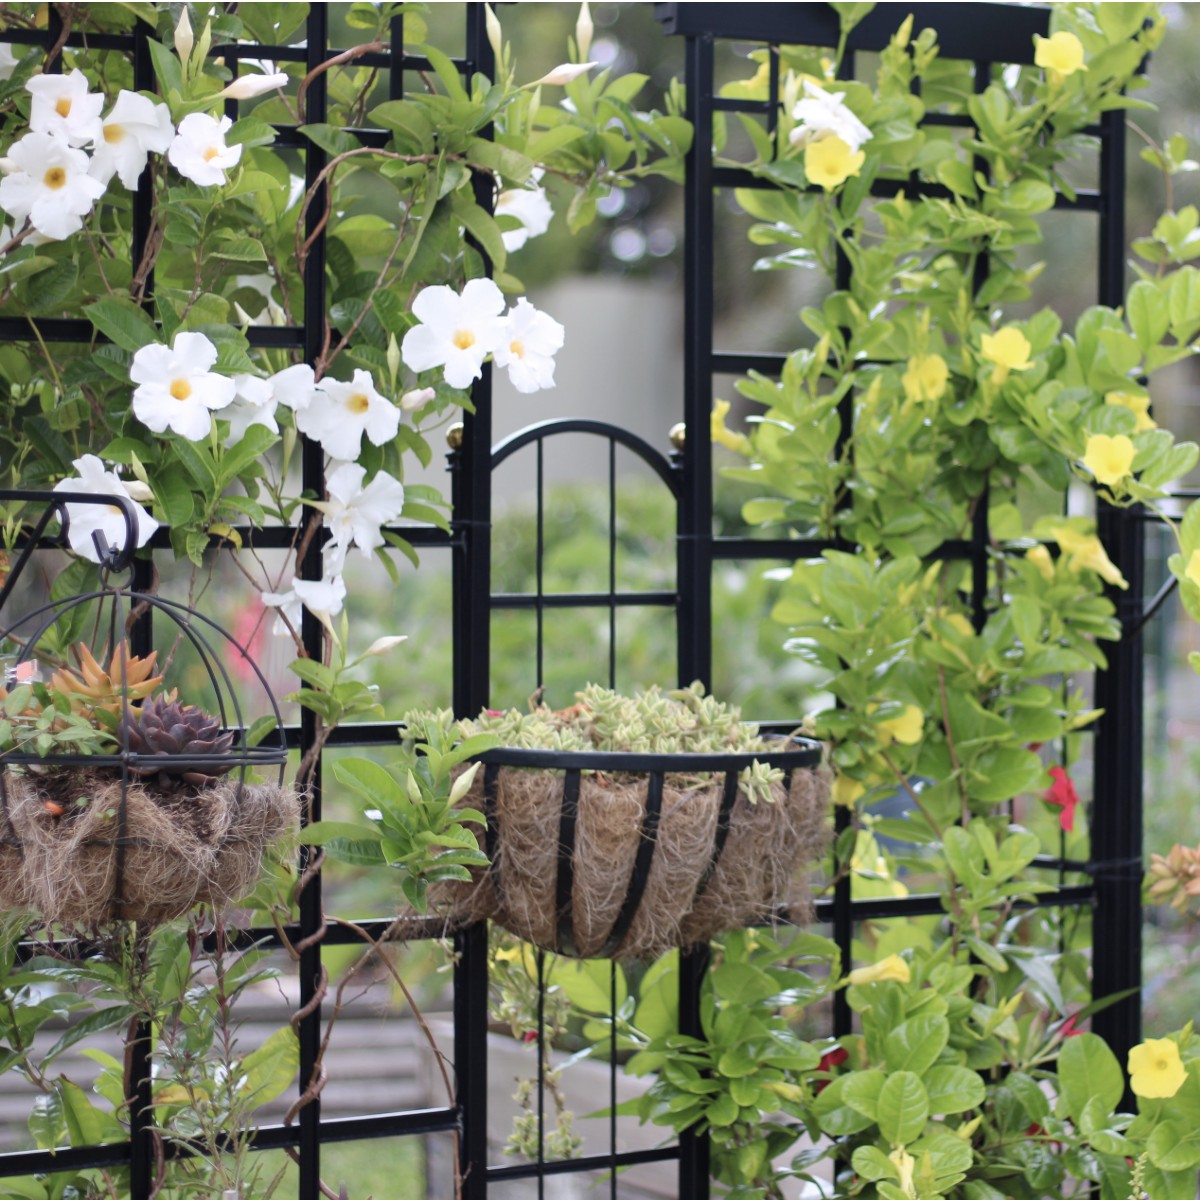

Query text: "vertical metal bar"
[678, 30, 714, 693]
[830, 46, 856, 1035]
[536, 438, 545, 693]
[536, 948, 546, 1197]
[297, 9, 329, 1200]
[608, 437, 617, 689]
[609, 959, 618, 1200]
[389, 13, 405, 100]
[1092, 101, 1142, 1090]
[126, 20, 158, 1198]
[678, 32, 715, 1199]
[454, 16, 497, 1198]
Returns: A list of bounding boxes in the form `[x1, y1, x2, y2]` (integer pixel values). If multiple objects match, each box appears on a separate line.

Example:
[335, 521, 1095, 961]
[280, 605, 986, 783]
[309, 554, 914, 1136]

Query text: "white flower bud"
[575, 3, 594, 63]
[120, 479, 155, 503]
[219, 72, 288, 101]
[364, 635, 408, 658]
[399, 386, 436, 412]
[532, 62, 597, 87]
[484, 4, 503, 67]
[174, 7, 194, 65]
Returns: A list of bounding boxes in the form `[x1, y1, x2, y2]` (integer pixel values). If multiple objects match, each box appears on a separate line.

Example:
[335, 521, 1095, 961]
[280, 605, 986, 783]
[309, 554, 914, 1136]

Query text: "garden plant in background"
[0, 1, 688, 1195]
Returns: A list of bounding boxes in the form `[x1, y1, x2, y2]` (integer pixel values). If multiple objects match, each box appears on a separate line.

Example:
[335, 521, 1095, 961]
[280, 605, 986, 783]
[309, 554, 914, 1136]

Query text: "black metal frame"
[0, 3, 1155, 1198]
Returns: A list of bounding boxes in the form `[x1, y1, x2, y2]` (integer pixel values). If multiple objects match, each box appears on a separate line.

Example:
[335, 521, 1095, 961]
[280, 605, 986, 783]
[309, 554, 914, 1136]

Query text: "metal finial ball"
[446, 422, 465, 450]
[668, 422, 686, 450]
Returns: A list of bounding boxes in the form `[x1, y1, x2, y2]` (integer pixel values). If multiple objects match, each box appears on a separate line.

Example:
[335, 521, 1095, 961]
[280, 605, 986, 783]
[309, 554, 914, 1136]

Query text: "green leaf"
[301, 820, 384, 845]
[467, 137, 534, 185]
[876, 1071, 929, 1145]
[546, 957, 626, 1014]
[452, 192, 507, 273]
[1058, 1033, 1124, 1125]
[84, 296, 158, 353]
[238, 1026, 300, 1108]
[1148, 1120, 1200, 1171]
[152, 469, 195, 528]
[332, 757, 399, 806]
[58, 1078, 108, 1146]
[884, 1013, 949, 1075]
[924, 1064, 986, 1115]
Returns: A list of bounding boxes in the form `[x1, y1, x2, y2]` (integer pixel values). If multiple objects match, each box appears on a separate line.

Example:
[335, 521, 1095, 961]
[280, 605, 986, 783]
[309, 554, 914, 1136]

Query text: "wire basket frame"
[463, 740, 827, 959]
[0, 491, 290, 923]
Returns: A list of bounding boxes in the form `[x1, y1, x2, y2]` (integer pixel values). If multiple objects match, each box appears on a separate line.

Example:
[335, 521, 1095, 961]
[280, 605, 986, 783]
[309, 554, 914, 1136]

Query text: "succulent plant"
[51, 643, 164, 715]
[119, 695, 235, 788]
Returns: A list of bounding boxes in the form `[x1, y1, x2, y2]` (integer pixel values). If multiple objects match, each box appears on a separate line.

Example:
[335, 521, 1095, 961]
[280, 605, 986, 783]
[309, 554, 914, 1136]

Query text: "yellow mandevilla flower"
[1026, 543, 1055, 582]
[979, 326, 1032, 385]
[832, 772, 865, 809]
[1128, 1037, 1187, 1099]
[1082, 433, 1136, 488]
[711, 398, 751, 455]
[902, 353, 949, 405]
[1034, 31, 1088, 81]
[805, 133, 865, 190]
[1105, 390, 1156, 433]
[848, 954, 911, 986]
[875, 703, 924, 746]
[1051, 524, 1128, 590]
[1186, 550, 1200, 590]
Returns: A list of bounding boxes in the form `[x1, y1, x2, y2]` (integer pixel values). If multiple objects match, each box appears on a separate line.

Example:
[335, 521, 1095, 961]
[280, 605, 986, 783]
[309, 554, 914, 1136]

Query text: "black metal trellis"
[0, 2, 1158, 1198]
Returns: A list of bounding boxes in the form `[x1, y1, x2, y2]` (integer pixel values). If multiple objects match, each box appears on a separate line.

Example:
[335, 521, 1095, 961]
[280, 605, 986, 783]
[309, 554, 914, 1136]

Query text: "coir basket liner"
[435, 741, 828, 959]
[0, 767, 298, 925]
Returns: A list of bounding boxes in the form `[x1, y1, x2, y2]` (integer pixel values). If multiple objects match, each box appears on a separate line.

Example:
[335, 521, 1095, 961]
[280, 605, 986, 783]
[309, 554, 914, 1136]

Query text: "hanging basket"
[0, 491, 298, 927]
[435, 741, 828, 960]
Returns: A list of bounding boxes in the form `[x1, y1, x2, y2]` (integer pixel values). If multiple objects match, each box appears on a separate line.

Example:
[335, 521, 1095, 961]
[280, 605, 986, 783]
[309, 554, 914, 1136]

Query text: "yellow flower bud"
[1051, 525, 1127, 590]
[848, 954, 911, 987]
[711, 398, 751, 455]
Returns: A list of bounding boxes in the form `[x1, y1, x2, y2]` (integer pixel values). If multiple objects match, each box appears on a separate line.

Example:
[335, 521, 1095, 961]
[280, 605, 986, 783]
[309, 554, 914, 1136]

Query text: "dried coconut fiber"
[433, 762, 830, 959]
[0, 768, 298, 925]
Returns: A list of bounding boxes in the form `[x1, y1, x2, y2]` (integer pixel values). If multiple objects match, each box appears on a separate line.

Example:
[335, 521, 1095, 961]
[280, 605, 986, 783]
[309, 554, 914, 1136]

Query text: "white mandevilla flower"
[0, 131, 105, 240]
[262, 574, 346, 636]
[317, 462, 406, 565]
[789, 80, 872, 153]
[224, 374, 280, 445]
[89, 90, 174, 189]
[400, 278, 507, 390]
[496, 170, 553, 252]
[53, 454, 159, 564]
[219, 72, 288, 101]
[295, 369, 400, 461]
[168, 113, 242, 187]
[267, 362, 317, 417]
[131, 332, 237, 441]
[26, 68, 103, 146]
[493, 298, 565, 394]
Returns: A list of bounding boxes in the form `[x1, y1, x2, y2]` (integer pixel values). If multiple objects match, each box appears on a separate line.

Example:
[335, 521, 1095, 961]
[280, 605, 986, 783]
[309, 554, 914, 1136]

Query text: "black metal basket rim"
[474, 738, 823, 772]
[1, 747, 288, 769]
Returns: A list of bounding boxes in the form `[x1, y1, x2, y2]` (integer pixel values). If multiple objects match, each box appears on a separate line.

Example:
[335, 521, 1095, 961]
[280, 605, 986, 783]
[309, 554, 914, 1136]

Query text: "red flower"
[814, 1046, 849, 1093]
[522, 1030, 538, 1044]
[1059, 1013, 1082, 1038]
[1045, 766, 1079, 833]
